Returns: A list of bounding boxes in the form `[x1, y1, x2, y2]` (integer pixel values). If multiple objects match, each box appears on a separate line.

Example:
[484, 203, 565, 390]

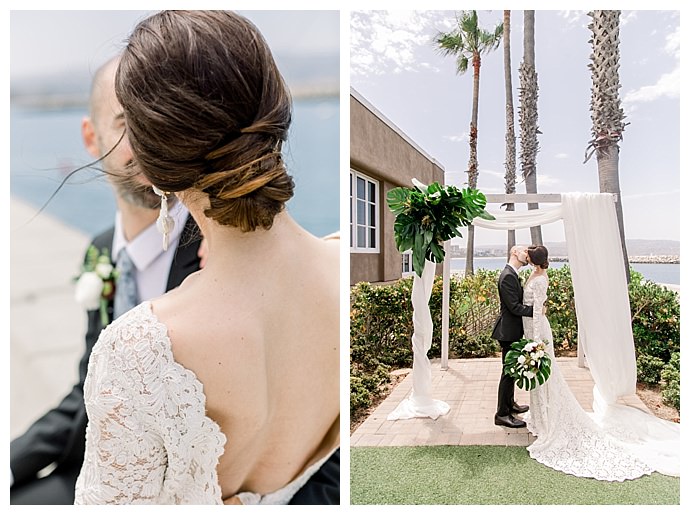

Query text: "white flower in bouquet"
[75, 272, 104, 311]
[518, 355, 526, 365]
[524, 371, 536, 380]
[95, 262, 114, 279]
[537, 350, 545, 359]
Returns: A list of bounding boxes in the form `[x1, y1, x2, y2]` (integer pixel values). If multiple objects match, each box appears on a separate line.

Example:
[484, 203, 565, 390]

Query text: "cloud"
[443, 132, 469, 143]
[622, 24, 679, 111]
[624, 189, 680, 200]
[350, 10, 452, 77]
[555, 153, 569, 159]
[557, 10, 587, 29]
[620, 11, 638, 27]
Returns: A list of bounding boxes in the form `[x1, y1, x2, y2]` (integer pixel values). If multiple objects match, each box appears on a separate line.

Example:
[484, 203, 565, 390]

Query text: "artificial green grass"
[350, 446, 680, 505]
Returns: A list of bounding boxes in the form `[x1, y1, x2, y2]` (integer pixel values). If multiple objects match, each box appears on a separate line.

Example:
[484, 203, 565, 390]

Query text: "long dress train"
[522, 274, 657, 481]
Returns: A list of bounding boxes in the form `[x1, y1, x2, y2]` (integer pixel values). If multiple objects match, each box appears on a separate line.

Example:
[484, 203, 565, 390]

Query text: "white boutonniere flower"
[75, 245, 118, 326]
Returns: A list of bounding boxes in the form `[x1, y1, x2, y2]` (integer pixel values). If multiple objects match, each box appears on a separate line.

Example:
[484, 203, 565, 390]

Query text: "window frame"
[350, 170, 380, 254]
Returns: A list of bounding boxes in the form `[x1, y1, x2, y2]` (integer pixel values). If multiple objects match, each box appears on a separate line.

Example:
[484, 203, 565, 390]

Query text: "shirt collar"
[507, 262, 520, 275]
[112, 201, 189, 271]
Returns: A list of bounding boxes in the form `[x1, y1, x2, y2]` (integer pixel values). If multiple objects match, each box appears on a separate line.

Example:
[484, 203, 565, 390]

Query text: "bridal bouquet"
[386, 180, 494, 277]
[504, 338, 552, 390]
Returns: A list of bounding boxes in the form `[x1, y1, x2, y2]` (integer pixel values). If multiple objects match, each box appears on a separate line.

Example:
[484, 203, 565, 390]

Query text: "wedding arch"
[388, 189, 637, 420]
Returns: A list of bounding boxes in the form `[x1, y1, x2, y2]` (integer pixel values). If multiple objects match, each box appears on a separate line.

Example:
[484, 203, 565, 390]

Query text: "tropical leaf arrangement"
[503, 338, 552, 390]
[386, 180, 494, 277]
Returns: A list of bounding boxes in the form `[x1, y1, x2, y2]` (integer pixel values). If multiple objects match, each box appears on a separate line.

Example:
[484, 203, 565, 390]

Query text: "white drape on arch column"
[387, 259, 450, 420]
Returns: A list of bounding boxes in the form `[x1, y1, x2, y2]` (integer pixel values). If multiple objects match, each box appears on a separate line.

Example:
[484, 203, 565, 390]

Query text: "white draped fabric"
[387, 260, 450, 420]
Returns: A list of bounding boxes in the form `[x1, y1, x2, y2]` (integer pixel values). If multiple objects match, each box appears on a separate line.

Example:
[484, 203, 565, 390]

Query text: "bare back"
[150, 227, 339, 499]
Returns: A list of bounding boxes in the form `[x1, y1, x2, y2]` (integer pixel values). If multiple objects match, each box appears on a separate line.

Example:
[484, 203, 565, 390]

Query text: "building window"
[350, 170, 379, 252]
[401, 250, 413, 277]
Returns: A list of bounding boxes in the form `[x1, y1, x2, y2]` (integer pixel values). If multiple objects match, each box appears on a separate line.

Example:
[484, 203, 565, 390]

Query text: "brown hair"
[528, 245, 549, 269]
[115, 10, 294, 231]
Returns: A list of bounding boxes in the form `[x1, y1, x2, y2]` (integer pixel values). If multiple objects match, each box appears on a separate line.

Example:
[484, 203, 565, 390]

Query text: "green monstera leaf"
[386, 181, 494, 277]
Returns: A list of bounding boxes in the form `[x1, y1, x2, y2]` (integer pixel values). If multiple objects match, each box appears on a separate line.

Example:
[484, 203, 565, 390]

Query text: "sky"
[351, 9, 681, 248]
[10, 10, 340, 81]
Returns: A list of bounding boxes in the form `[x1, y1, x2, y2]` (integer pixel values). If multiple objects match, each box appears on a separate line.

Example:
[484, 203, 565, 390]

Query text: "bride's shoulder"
[96, 302, 165, 357]
[534, 273, 549, 286]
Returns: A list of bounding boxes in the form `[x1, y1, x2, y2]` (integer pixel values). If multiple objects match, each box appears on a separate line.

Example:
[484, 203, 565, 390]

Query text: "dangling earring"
[152, 185, 175, 251]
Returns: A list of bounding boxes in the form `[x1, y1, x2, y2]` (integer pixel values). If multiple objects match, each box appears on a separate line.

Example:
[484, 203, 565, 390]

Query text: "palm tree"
[436, 10, 503, 276]
[503, 10, 516, 257]
[586, 10, 630, 282]
[519, 10, 543, 246]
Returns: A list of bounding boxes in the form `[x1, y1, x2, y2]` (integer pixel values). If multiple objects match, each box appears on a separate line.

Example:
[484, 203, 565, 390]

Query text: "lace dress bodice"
[519, 274, 655, 482]
[522, 274, 549, 344]
[74, 301, 334, 504]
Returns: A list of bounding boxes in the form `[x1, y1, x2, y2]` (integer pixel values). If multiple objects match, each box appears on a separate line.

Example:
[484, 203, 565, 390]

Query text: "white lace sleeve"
[74, 320, 167, 504]
[531, 276, 548, 343]
[75, 303, 228, 505]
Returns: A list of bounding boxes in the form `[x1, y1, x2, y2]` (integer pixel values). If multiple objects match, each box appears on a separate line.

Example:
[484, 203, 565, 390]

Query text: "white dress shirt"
[111, 201, 190, 302]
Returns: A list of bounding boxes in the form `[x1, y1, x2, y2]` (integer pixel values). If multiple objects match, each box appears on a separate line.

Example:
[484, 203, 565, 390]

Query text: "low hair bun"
[527, 245, 549, 270]
[115, 10, 294, 232]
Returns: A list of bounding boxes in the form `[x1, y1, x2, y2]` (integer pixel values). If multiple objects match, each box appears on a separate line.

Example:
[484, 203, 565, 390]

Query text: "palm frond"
[435, 31, 464, 56]
[458, 55, 469, 73]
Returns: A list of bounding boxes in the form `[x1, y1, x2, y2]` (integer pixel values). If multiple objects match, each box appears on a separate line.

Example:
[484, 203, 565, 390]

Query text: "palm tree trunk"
[503, 10, 516, 258]
[596, 145, 630, 281]
[519, 10, 543, 245]
[465, 52, 482, 276]
[588, 10, 629, 282]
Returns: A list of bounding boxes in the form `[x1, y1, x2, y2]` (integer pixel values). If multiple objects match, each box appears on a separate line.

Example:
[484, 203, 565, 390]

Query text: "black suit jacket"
[10, 216, 202, 485]
[491, 264, 533, 343]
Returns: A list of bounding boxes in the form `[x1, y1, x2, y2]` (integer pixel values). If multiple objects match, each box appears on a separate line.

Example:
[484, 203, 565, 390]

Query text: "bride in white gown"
[74, 11, 339, 504]
[520, 245, 674, 481]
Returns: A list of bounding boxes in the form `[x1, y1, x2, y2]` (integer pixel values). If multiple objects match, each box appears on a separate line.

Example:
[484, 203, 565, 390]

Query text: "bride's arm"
[74, 326, 165, 504]
[532, 277, 548, 342]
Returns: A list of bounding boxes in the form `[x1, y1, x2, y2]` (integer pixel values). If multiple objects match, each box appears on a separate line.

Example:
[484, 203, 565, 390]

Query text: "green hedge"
[661, 352, 680, 412]
[350, 266, 681, 417]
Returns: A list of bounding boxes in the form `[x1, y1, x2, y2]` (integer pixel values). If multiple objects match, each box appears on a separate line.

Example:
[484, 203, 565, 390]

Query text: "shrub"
[542, 265, 578, 353]
[350, 362, 390, 415]
[350, 270, 501, 417]
[350, 265, 681, 417]
[660, 352, 680, 412]
[628, 270, 680, 362]
[636, 354, 666, 385]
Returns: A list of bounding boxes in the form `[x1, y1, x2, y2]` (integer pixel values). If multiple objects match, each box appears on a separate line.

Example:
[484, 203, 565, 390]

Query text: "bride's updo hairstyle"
[115, 11, 294, 232]
[528, 245, 549, 269]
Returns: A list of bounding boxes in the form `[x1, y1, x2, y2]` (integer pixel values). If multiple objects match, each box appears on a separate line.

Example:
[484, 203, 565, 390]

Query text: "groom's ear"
[82, 117, 100, 158]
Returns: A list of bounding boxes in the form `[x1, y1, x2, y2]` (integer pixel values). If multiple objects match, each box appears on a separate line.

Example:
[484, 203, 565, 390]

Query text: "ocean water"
[10, 97, 339, 238]
[451, 257, 680, 286]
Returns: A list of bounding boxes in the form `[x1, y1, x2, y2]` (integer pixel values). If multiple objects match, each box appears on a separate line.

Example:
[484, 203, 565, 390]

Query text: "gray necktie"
[113, 248, 139, 319]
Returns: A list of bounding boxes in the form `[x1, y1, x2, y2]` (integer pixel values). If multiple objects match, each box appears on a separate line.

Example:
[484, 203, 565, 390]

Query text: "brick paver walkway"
[350, 357, 649, 447]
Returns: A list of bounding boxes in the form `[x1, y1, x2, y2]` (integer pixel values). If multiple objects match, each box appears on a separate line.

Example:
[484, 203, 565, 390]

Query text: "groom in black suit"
[10, 56, 204, 504]
[492, 245, 533, 429]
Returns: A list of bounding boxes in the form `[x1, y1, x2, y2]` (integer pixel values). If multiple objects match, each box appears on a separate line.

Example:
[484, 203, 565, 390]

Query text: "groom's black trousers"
[496, 341, 517, 416]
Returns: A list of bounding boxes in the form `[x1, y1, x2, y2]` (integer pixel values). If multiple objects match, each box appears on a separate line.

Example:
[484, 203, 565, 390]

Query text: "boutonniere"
[74, 245, 118, 326]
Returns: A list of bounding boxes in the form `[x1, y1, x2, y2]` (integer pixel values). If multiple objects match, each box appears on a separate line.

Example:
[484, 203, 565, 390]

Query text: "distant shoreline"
[451, 255, 680, 264]
[549, 255, 680, 264]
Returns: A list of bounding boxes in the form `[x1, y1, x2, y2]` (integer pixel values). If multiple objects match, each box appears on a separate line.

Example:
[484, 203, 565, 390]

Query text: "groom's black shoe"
[494, 414, 527, 429]
[511, 403, 529, 414]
